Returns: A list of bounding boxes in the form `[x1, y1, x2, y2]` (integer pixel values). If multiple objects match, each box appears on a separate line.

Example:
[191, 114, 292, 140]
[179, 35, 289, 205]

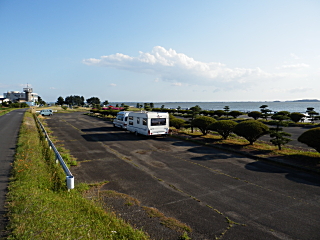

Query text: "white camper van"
[127, 111, 169, 136]
[113, 111, 131, 129]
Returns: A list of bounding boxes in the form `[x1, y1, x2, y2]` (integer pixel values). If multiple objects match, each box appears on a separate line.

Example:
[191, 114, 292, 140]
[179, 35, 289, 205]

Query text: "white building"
[2, 87, 39, 106]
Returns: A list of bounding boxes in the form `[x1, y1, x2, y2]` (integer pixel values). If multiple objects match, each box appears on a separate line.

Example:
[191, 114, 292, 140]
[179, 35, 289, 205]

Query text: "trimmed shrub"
[170, 118, 186, 129]
[298, 127, 320, 153]
[290, 112, 305, 123]
[214, 110, 226, 118]
[229, 111, 243, 119]
[233, 120, 269, 145]
[192, 116, 216, 135]
[248, 111, 262, 120]
[210, 120, 238, 139]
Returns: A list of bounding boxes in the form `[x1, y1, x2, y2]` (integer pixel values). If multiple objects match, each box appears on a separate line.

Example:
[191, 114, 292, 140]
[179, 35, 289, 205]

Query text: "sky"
[1, 0, 320, 103]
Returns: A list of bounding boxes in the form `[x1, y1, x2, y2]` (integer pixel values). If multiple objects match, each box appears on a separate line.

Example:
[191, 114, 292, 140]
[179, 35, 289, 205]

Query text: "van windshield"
[151, 118, 166, 126]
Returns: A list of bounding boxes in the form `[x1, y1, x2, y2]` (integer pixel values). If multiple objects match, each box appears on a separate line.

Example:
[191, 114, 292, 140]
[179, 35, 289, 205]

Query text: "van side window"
[143, 118, 147, 125]
[129, 116, 133, 120]
[129, 121, 133, 125]
[125, 117, 128, 121]
[137, 117, 140, 124]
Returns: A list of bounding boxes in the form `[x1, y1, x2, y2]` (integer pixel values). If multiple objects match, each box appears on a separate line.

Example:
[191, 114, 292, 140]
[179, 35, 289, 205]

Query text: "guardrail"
[35, 115, 74, 190]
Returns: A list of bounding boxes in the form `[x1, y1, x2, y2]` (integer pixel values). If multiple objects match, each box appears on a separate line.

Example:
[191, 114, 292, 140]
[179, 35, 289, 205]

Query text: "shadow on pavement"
[172, 141, 198, 147]
[245, 161, 287, 173]
[190, 154, 232, 161]
[81, 132, 142, 142]
[81, 132, 168, 142]
[285, 173, 320, 187]
[245, 161, 320, 186]
[81, 127, 119, 132]
[187, 146, 246, 161]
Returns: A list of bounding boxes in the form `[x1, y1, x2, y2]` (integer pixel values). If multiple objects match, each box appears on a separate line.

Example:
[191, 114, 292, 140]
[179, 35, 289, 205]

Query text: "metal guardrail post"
[35, 115, 74, 190]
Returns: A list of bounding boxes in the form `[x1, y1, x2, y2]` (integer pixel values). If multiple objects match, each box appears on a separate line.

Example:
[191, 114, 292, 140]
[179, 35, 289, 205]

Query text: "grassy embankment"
[0, 108, 16, 116]
[5, 111, 149, 239]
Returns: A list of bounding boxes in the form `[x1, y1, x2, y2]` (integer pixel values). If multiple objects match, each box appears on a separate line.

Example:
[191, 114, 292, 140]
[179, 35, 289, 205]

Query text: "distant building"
[2, 87, 39, 106]
[0, 97, 9, 104]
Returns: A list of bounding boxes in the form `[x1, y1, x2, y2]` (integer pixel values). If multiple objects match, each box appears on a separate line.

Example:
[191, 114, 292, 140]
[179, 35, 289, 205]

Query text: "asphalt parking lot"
[46, 112, 320, 240]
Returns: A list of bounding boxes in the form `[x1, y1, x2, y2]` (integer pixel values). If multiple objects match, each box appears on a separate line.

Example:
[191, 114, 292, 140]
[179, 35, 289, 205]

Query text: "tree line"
[55, 96, 110, 107]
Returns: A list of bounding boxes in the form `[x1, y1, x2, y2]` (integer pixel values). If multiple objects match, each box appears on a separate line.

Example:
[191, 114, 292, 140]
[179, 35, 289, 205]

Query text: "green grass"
[5, 111, 149, 240]
[36, 106, 90, 113]
[0, 108, 16, 116]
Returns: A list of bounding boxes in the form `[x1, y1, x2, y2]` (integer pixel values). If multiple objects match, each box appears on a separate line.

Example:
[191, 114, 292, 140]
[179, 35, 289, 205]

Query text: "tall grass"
[5, 112, 149, 239]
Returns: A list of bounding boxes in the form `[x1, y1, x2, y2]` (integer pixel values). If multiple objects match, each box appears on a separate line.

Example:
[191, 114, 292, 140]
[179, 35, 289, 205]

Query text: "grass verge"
[5, 111, 149, 240]
[0, 108, 16, 116]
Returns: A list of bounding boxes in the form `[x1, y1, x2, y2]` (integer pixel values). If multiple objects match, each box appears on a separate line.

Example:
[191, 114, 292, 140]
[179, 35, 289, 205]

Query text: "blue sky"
[1, 0, 320, 103]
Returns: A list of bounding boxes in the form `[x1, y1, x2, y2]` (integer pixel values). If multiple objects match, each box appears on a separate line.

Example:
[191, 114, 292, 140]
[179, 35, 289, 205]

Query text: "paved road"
[0, 109, 26, 236]
[46, 112, 320, 240]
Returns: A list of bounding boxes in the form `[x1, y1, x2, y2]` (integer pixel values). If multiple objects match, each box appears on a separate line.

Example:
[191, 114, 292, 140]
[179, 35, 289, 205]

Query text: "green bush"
[9, 102, 29, 108]
[170, 118, 186, 129]
[233, 120, 269, 145]
[192, 116, 216, 135]
[298, 127, 320, 153]
[214, 110, 226, 118]
[248, 111, 262, 120]
[229, 111, 243, 119]
[290, 112, 305, 123]
[210, 120, 237, 139]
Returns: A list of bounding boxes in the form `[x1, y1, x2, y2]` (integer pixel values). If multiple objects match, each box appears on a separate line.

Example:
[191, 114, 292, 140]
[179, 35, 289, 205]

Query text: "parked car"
[40, 109, 53, 116]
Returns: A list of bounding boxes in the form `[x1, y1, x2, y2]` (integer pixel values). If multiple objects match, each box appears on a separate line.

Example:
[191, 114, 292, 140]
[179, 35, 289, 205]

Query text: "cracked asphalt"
[45, 112, 320, 240]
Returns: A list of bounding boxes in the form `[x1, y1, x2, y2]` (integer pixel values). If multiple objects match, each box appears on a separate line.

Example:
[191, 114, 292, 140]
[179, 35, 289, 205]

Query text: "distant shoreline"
[289, 99, 320, 102]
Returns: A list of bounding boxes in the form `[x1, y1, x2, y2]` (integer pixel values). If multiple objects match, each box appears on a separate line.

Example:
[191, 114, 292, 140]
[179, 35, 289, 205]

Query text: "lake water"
[109, 101, 320, 113]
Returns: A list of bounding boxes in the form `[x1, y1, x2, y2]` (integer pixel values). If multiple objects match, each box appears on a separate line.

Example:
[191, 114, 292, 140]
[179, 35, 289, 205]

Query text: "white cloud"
[83, 46, 270, 89]
[171, 82, 182, 86]
[110, 83, 116, 87]
[267, 87, 313, 94]
[49, 87, 56, 90]
[276, 63, 309, 69]
[290, 53, 300, 60]
[288, 87, 312, 93]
